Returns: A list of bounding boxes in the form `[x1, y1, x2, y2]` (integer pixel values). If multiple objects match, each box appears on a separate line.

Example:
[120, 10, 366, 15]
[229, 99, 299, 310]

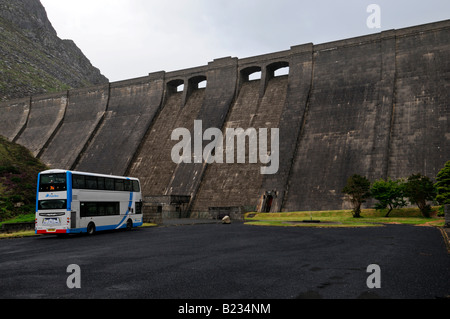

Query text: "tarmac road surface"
[0, 222, 449, 299]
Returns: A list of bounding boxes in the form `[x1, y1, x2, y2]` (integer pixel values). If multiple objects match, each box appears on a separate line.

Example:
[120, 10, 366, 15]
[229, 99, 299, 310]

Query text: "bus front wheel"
[87, 223, 96, 236]
[126, 219, 133, 231]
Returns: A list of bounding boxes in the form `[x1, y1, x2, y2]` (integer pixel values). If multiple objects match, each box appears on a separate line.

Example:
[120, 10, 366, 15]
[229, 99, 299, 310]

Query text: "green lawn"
[244, 207, 445, 228]
[0, 213, 35, 227]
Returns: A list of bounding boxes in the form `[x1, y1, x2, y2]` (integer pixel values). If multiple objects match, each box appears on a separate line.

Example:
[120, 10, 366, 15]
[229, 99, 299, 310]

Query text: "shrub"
[371, 178, 407, 217]
[404, 174, 436, 218]
[435, 161, 450, 205]
[342, 174, 371, 218]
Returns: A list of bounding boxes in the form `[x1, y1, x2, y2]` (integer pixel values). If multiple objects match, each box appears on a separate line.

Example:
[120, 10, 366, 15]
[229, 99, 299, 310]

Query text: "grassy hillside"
[0, 135, 48, 222]
[0, 16, 71, 99]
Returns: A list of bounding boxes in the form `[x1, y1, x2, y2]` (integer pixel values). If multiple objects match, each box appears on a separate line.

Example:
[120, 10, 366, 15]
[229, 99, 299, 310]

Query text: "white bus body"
[36, 170, 143, 235]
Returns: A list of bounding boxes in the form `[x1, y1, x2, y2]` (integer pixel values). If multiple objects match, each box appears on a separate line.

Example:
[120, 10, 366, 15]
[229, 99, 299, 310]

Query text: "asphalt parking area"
[0, 222, 448, 299]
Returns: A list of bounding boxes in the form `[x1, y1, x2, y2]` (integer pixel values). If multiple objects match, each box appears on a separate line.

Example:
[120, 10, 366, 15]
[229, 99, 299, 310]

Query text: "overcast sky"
[40, 0, 450, 82]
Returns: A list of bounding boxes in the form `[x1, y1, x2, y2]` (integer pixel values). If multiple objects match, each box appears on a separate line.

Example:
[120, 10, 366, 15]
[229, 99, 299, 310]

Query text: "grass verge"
[244, 207, 445, 228]
[0, 213, 35, 227]
[0, 221, 159, 239]
[0, 231, 36, 239]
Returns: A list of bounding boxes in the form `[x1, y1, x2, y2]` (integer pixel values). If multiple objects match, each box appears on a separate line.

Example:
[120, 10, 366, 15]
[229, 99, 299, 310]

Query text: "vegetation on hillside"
[0, 135, 48, 222]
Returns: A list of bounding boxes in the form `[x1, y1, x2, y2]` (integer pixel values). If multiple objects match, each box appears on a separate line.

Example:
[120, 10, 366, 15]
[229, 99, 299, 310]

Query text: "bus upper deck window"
[132, 180, 140, 192]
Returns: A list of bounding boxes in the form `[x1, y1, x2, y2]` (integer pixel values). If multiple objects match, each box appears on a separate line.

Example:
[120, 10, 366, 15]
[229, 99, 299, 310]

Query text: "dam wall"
[191, 52, 293, 213]
[39, 84, 109, 170]
[1, 20, 448, 213]
[75, 73, 165, 176]
[128, 64, 209, 197]
[283, 32, 397, 211]
[387, 23, 450, 180]
[14, 92, 68, 157]
[166, 57, 238, 202]
[0, 97, 30, 142]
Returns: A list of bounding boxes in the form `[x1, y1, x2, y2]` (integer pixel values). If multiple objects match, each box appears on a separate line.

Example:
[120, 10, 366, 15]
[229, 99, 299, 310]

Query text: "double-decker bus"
[35, 170, 143, 235]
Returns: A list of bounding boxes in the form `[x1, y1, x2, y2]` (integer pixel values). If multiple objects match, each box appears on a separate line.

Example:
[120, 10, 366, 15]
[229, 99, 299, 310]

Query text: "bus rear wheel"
[87, 223, 96, 236]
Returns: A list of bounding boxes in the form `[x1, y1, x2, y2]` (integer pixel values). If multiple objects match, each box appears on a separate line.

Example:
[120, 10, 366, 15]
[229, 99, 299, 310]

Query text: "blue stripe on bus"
[36, 173, 41, 213]
[66, 171, 73, 211]
[68, 222, 143, 234]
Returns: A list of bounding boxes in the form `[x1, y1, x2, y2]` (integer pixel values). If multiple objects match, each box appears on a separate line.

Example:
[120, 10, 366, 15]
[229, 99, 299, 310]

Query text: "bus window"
[80, 202, 120, 217]
[115, 179, 124, 191]
[97, 177, 105, 190]
[135, 201, 143, 215]
[132, 180, 141, 192]
[124, 180, 132, 192]
[40, 173, 66, 192]
[72, 174, 85, 189]
[38, 199, 67, 210]
[86, 176, 98, 190]
[80, 202, 96, 217]
[97, 204, 106, 216]
[105, 178, 115, 191]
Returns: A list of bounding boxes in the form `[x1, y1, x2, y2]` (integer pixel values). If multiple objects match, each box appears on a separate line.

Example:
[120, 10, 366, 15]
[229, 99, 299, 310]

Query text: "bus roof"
[39, 169, 140, 181]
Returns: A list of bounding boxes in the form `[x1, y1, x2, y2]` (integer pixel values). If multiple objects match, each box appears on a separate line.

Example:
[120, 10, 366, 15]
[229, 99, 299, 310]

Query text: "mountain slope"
[0, 0, 108, 101]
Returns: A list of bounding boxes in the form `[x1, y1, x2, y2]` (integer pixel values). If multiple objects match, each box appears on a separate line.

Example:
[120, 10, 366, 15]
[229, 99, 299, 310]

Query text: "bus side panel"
[71, 199, 80, 230]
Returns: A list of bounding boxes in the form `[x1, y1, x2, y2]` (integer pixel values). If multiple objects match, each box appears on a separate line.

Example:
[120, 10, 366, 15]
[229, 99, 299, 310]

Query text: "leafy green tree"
[371, 178, 407, 217]
[403, 174, 436, 218]
[342, 174, 371, 218]
[435, 161, 450, 205]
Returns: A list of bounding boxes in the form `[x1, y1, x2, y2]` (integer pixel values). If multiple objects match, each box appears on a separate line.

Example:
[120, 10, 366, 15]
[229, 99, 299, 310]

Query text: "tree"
[342, 174, 371, 218]
[403, 174, 436, 218]
[435, 161, 450, 205]
[371, 178, 407, 217]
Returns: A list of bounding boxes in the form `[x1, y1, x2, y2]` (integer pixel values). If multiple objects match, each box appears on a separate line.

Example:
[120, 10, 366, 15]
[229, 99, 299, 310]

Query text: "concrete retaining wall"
[1, 222, 34, 233]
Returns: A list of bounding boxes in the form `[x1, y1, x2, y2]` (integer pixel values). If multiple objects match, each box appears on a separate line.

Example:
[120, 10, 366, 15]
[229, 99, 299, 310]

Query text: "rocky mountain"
[0, 0, 108, 101]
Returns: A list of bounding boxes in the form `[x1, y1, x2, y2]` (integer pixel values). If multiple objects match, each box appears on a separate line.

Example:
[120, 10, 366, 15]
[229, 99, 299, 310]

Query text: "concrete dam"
[1, 20, 449, 215]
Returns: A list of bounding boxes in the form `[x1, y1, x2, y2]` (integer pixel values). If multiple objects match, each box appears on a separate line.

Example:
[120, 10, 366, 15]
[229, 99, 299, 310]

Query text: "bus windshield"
[39, 173, 67, 192]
